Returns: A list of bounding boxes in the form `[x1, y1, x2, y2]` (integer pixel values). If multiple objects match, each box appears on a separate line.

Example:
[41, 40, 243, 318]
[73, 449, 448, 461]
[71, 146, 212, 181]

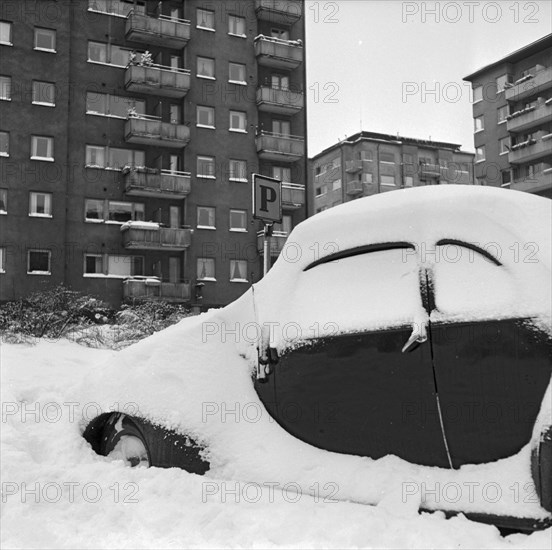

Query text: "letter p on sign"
[253, 174, 282, 223]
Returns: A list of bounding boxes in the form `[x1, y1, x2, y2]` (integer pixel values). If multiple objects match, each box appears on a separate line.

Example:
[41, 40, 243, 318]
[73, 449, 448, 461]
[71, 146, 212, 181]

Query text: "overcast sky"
[305, 0, 552, 156]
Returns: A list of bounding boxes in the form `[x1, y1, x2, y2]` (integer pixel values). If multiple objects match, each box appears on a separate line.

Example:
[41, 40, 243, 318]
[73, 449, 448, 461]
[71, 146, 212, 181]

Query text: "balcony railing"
[125, 115, 190, 148]
[256, 131, 304, 162]
[255, 0, 302, 25]
[506, 102, 552, 133]
[505, 67, 552, 102]
[345, 180, 363, 196]
[125, 63, 191, 98]
[257, 230, 288, 256]
[510, 169, 552, 194]
[123, 277, 191, 302]
[282, 183, 305, 209]
[345, 160, 363, 173]
[256, 86, 304, 115]
[122, 226, 192, 251]
[419, 163, 442, 177]
[126, 11, 191, 48]
[122, 167, 191, 198]
[254, 35, 303, 70]
[509, 133, 552, 164]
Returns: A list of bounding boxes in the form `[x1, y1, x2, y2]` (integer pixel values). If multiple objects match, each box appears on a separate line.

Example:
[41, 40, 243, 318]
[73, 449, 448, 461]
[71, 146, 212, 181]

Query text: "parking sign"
[253, 174, 282, 224]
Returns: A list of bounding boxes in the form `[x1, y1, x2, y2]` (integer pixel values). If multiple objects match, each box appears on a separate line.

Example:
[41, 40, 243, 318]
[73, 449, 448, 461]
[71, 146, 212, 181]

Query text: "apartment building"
[464, 33, 552, 198]
[0, 0, 307, 309]
[310, 131, 474, 214]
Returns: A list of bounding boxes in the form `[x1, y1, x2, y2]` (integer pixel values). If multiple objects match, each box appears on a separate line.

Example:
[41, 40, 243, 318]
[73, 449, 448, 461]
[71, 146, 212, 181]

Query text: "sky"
[305, 0, 552, 156]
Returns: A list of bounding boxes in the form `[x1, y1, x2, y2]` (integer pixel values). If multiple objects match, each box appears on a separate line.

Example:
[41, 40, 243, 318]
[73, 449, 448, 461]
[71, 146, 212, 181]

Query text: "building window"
[85, 198, 105, 221]
[197, 8, 215, 30]
[273, 166, 291, 182]
[34, 28, 56, 52]
[84, 254, 104, 275]
[496, 74, 513, 93]
[0, 131, 8, 156]
[404, 176, 414, 187]
[229, 62, 246, 84]
[197, 105, 215, 128]
[272, 119, 291, 136]
[315, 184, 327, 196]
[474, 115, 484, 133]
[28, 250, 51, 274]
[197, 156, 215, 179]
[381, 175, 396, 186]
[85, 145, 144, 169]
[0, 188, 6, 213]
[107, 201, 144, 223]
[229, 159, 247, 181]
[32, 81, 55, 106]
[229, 110, 247, 132]
[169, 104, 181, 124]
[0, 21, 12, 45]
[31, 136, 54, 161]
[271, 74, 289, 90]
[497, 105, 509, 124]
[362, 173, 373, 184]
[230, 260, 248, 282]
[0, 247, 5, 273]
[86, 92, 145, 118]
[197, 258, 215, 280]
[29, 192, 52, 217]
[501, 170, 511, 186]
[197, 56, 215, 79]
[197, 206, 216, 229]
[0, 75, 11, 100]
[107, 255, 143, 277]
[476, 146, 485, 163]
[271, 28, 289, 40]
[380, 152, 395, 164]
[228, 15, 246, 36]
[473, 85, 483, 103]
[499, 136, 510, 155]
[229, 209, 247, 232]
[274, 214, 292, 235]
[88, 41, 132, 67]
[332, 179, 342, 190]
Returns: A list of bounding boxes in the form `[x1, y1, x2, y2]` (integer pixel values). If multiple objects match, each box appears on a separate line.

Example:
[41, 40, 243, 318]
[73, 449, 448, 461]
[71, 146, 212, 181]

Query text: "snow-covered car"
[81, 185, 552, 532]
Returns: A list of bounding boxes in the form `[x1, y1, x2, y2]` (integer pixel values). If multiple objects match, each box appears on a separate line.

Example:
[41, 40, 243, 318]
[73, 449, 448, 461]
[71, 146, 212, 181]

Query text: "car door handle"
[402, 322, 428, 353]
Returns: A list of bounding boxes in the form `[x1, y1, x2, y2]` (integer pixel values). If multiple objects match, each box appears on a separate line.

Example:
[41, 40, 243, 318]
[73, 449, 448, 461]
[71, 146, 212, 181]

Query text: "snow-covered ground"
[1, 337, 550, 550]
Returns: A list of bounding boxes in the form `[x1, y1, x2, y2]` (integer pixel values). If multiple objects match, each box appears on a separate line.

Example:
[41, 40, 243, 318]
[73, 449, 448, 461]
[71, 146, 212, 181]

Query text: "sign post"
[252, 174, 282, 276]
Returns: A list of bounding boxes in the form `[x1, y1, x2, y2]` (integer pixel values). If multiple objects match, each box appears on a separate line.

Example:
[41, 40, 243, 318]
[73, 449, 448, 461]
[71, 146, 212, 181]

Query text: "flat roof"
[464, 33, 552, 81]
[310, 131, 469, 161]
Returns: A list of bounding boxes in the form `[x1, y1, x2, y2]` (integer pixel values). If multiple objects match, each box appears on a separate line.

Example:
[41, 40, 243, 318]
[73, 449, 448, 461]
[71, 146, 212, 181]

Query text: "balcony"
[254, 35, 303, 70]
[282, 183, 305, 210]
[256, 131, 304, 163]
[125, 63, 191, 98]
[257, 230, 288, 256]
[123, 277, 191, 303]
[255, 0, 302, 25]
[121, 224, 192, 251]
[125, 11, 191, 49]
[125, 115, 190, 148]
[345, 180, 363, 196]
[345, 160, 363, 173]
[510, 169, 552, 194]
[509, 133, 552, 164]
[256, 86, 304, 115]
[506, 101, 552, 133]
[419, 163, 442, 177]
[505, 67, 552, 102]
[122, 167, 191, 198]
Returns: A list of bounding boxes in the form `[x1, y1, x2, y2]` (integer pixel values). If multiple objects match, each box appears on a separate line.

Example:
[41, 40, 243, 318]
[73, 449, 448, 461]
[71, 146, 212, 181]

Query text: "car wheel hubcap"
[108, 435, 150, 468]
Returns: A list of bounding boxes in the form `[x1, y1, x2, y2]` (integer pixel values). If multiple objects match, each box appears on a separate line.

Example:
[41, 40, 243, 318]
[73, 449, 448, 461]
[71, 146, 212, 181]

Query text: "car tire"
[531, 425, 552, 513]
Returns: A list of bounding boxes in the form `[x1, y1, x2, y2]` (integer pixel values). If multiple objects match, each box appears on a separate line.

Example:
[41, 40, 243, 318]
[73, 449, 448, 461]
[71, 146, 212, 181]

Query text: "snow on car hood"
[76, 186, 552, 520]
[253, 185, 552, 349]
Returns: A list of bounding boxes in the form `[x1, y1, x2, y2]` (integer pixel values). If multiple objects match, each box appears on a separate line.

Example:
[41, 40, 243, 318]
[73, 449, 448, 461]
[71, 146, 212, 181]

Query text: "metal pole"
[263, 223, 270, 276]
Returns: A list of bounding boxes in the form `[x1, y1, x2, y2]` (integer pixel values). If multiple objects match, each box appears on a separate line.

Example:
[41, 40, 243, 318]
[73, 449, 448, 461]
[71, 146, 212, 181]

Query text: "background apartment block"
[0, 0, 307, 309]
[464, 33, 552, 198]
[309, 131, 474, 214]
